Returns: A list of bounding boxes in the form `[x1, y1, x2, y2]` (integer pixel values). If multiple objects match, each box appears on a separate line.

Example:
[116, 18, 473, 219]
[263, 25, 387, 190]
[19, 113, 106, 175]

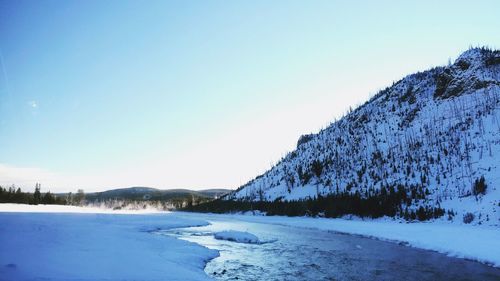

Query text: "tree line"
[184, 183, 446, 221]
[0, 183, 84, 205]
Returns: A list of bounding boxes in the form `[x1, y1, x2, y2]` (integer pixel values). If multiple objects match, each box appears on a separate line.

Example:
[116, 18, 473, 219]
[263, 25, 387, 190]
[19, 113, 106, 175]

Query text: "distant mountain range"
[61, 187, 231, 202]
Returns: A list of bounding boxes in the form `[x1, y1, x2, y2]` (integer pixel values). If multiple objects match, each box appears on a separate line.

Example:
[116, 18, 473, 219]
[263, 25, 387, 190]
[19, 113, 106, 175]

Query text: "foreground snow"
[1, 204, 499, 281]
[214, 230, 260, 244]
[0, 205, 217, 281]
[180, 212, 500, 268]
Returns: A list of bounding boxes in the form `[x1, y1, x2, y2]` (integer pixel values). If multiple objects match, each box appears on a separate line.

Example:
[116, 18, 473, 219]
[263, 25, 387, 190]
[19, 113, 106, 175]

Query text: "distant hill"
[61, 187, 231, 202]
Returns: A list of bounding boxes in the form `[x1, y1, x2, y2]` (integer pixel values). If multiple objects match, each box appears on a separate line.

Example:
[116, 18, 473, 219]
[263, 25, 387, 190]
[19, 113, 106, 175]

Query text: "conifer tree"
[33, 183, 42, 205]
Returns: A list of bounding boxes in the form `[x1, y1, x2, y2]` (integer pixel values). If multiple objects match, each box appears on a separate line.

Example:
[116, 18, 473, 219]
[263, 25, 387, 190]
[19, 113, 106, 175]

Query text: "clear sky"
[0, 0, 499, 192]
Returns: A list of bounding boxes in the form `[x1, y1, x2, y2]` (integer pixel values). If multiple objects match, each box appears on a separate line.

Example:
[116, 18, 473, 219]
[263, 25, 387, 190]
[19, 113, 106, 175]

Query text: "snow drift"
[214, 230, 260, 244]
[0, 209, 217, 281]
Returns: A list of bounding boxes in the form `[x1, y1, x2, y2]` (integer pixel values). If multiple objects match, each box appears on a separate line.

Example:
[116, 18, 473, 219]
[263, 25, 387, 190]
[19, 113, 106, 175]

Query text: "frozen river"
[163, 214, 500, 281]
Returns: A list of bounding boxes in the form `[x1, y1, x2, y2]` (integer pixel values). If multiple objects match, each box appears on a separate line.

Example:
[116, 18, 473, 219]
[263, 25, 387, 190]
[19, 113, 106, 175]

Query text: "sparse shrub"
[473, 80, 489, 90]
[399, 85, 416, 104]
[434, 69, 453, 98]
[472, 176, 487, 196]
[485, 51, 500, 66]
[463, 212, 474, 224]
[311, 160, 323, 178]
[417, 206, 426, 221]
[447, 210, 454, 221]
[456, 60, 470, 70]
[402, 107, 420, 126]
[297, 165, 312, 185]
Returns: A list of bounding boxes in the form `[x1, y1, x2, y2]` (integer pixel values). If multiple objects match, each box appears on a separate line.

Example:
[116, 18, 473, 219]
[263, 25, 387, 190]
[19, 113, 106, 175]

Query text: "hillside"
[84, 187, 230, 202]
[54, 187, 231, 210]
[223, 47, 500, 226]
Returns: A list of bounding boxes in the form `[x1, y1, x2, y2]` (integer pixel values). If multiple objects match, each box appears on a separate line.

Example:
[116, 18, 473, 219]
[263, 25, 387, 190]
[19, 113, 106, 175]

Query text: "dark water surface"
[162, 217, 500, 281]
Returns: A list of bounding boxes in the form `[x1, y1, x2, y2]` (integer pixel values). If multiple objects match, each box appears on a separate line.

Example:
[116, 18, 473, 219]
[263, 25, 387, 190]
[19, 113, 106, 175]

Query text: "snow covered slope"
[227, 48, 500, 226]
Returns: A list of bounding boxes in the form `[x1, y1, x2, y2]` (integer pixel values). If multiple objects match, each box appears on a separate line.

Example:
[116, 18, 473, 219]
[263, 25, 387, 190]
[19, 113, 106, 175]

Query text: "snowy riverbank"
[0, 204, 217, 281]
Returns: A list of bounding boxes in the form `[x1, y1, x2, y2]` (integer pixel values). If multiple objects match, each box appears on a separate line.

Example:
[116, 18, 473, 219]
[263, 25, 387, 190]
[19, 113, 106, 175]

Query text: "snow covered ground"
[178, 212, 500, 268]
[0, 204, 217, 281]
[1, 204, 499, 281]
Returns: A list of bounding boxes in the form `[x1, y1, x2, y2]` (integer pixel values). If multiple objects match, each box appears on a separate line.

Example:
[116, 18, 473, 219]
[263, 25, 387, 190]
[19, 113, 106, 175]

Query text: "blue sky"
[0, 0, 499, 192]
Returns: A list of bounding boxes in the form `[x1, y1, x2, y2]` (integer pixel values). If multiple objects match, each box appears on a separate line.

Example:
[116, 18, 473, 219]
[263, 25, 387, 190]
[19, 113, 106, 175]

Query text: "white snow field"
[213, 230, 260, 244]
[0, 205, 218, 281]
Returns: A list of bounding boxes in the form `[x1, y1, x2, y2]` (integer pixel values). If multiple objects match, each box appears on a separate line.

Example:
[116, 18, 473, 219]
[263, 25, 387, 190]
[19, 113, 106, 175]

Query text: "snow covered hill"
[227, 47, 500, 226]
